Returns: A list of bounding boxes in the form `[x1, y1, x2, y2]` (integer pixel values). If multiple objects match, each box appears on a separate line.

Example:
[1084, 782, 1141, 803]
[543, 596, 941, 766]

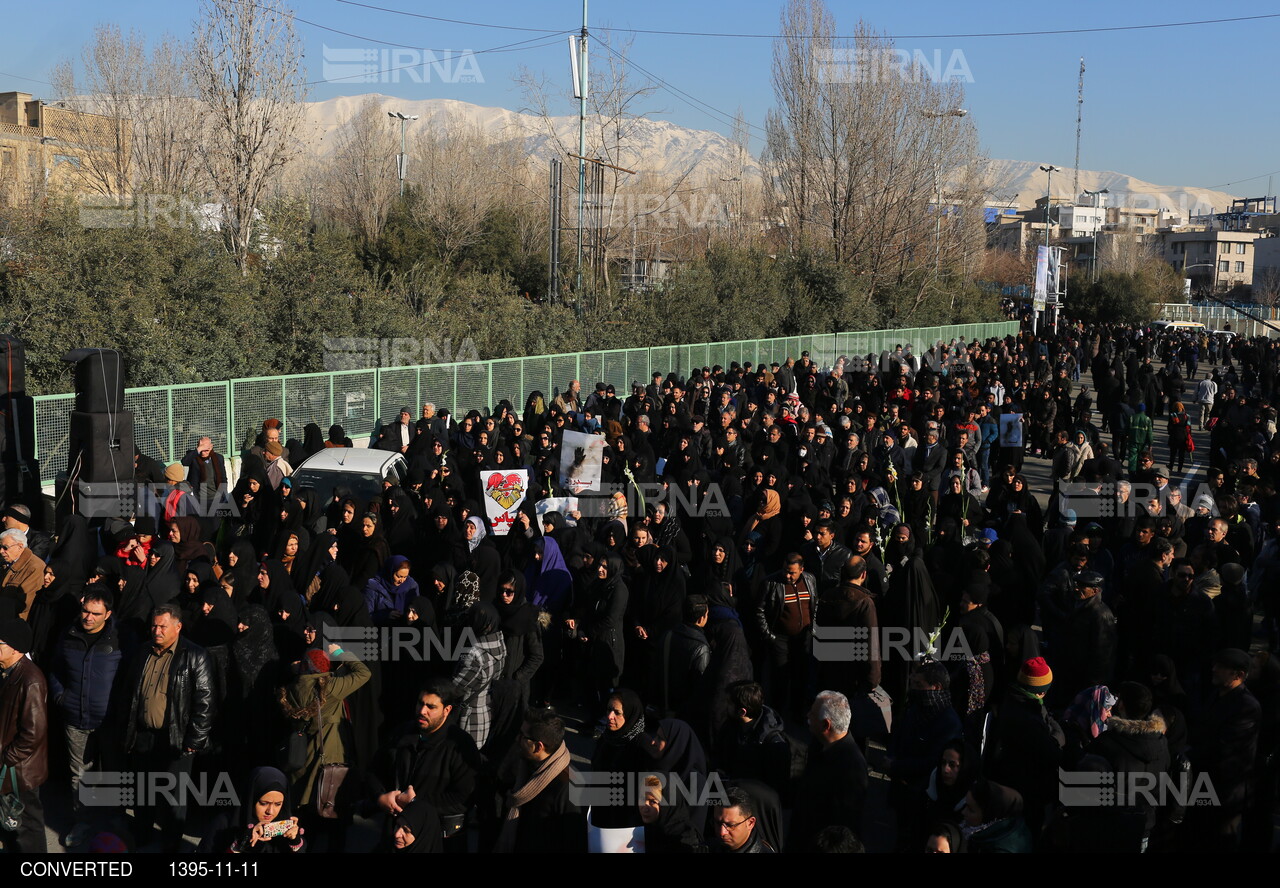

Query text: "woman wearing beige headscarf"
[739, 488, 782, 570]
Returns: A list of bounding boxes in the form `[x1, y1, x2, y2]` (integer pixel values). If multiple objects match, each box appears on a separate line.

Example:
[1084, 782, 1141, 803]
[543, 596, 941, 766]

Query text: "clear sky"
[3, 0, 1277, 193]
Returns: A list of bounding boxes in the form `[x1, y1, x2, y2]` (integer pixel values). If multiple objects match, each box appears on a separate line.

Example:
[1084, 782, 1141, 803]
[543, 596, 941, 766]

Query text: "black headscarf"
[493, 572, 537, 636]
[236, 766, 293, 830]
[391, 799, 443, 854]
[230, 604, 278, 701]
[302, 423, 325, 459]
[138, 542, 181, 615]
[227, 540, 260, 609]
[50, 514, 96, 583]
[598, 688, 646, 748]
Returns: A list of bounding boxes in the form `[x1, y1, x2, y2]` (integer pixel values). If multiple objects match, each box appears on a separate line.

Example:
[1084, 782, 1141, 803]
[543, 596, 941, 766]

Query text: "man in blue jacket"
[48, 588, 122, 848]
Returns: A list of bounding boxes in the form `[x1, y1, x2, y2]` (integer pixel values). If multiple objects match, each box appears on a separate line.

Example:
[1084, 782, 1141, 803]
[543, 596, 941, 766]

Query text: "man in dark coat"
[711, 784, 775, 853]
[1061, 570, 1118, 698]
[1146, 560, 1216, 702]
[47, 588, 122, 848]
[851, 529, 886, 601]
[491, 708, 584, 853]
[788, 690, 867, 850]
[814, 559, 882, 713]
[1187, 648, 1261, 850]
[370, 680, 480, 851]
[0, 618, 48, 852]
[119, 604, 215, 852]
[985, 657, 1064, 836]
[714, 681, 792, 801]
[804, 520, 853, 602]
[913, 429, 948, 500]
[375, 408, 417, 455]
[650, 595, 711, 723]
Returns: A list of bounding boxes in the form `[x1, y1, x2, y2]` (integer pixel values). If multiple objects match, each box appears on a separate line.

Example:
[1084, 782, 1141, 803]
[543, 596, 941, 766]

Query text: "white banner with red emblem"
[480, 469, 529, 536]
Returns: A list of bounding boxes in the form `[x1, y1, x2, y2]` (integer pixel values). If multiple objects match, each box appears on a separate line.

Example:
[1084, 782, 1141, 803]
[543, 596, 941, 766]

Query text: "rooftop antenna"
[1073, 57, 1084, 199]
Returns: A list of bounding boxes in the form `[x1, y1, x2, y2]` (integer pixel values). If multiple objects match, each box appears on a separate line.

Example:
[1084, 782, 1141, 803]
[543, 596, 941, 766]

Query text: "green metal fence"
[32, 321, 1018, 485]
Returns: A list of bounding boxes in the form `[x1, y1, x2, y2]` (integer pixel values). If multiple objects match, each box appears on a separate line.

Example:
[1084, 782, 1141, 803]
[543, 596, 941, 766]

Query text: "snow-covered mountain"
[301, 94, 759, 181]
[979, 159, 1237, 216]
[301, 95, 1239, 213]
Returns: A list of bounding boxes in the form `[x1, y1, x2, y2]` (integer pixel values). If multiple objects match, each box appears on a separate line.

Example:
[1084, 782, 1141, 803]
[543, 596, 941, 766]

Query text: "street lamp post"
[1082, 187, 1109, 282]
[919, 109, 967, 274]
[1183, 261, 1218, 302]
[1037, 165, 1062, 333]
[388, 111, 419, 197]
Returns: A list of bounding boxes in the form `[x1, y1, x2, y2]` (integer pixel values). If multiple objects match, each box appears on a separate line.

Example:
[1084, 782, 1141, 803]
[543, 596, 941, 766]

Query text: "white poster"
[998, 413, 1023, 448]
[536, 496, 579, 521]
[560, 429, 605, 493]
[480, 469, 528, 536]
[1033, 245, 1049, 311]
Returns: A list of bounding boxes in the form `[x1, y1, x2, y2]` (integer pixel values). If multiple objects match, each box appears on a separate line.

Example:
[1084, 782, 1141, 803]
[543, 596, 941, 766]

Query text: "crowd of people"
[0, 322, 1277, 854]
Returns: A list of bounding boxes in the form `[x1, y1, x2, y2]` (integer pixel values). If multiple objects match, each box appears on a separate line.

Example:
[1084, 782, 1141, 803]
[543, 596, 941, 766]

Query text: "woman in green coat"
[279, 646, 371, 810]
[1128, 403, 1154, 474]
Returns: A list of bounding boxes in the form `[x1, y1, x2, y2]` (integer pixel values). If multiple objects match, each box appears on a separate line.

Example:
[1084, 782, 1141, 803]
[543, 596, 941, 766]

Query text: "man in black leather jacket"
[711, 785, 775, 853]
[120, 604, 214, 851]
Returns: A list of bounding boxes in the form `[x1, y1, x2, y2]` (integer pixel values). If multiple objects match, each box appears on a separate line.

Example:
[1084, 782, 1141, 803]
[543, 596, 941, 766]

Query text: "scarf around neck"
[494, 742, 572, 853]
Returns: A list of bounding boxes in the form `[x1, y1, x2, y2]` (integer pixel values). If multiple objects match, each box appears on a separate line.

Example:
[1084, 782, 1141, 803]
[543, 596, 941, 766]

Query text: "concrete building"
[0, 91, 129, 206]
[1161, 229, 1264, 295]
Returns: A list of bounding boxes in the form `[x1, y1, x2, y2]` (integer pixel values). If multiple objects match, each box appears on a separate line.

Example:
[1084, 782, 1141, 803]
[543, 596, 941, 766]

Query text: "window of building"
[1220, 242, 1232, 254]
[0, 147, 12, 173]
[1235, 261, 1245, 273]
[1237, 243, 1247, 254]
[1219, 260, 1230, 272]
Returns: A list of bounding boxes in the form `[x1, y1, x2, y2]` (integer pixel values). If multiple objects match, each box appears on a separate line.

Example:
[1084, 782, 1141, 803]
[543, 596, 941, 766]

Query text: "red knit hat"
[1018, 657, 1053, 689]
[305, 649, 331, 674]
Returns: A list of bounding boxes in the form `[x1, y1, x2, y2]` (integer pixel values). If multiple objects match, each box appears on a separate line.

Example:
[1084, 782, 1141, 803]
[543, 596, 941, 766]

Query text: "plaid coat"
[453, 633, 506, 749]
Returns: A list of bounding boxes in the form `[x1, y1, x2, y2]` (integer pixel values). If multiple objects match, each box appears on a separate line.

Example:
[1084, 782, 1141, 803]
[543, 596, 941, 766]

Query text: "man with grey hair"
[1, 504, 50, 561]
[0, 528, 44, 620]
[631, 414, 653, 454]
[788, 690, 867, 850]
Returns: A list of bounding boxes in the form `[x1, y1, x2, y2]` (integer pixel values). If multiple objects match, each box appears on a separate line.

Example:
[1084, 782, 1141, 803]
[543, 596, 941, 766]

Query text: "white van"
[1151, 320, 1206, 335]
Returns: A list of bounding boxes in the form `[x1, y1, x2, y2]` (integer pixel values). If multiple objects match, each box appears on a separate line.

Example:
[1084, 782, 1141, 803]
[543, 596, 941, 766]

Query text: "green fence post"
[166, 390, 175, 466]
[224, 381, 233, 462]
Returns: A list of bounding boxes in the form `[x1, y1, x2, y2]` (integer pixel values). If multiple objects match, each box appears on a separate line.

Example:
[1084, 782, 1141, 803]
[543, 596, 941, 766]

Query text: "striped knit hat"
[1018, 657, 1053, 690]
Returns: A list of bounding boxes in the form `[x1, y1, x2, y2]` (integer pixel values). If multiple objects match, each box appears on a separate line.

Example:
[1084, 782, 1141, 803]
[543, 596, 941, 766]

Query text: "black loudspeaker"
[69, 480, 134, 521]
[68, 411, 134, 483]
[0, 459, 40, 519]
[63, 348, 126, 414]
[0, 395, 34, 464]
[0, 336, 24, 397]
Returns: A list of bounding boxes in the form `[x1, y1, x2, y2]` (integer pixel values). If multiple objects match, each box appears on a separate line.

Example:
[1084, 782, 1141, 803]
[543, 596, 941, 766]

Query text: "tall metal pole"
[1043, 167, 1053, 252]
[575, 0, 588, 306]
[399, 117, 407, 198]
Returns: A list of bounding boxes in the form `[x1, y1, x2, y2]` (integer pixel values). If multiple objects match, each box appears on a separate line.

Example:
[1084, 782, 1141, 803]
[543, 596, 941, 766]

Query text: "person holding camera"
[199, 766, 305, 853]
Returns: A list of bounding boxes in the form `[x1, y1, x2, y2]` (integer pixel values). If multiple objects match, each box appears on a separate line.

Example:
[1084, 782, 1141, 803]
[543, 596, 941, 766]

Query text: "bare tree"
[50, 25, 141, 198]
[192, 0, 307, 269]
[53, 28, 208, 202]
[517, 33, 668, 297]
[410, 115, 518, 264]
[132, 35, 208, 198]
[1254, 266, 1280, 308]
[323, 97, 399, 245]
[763, 1, 985, 310]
